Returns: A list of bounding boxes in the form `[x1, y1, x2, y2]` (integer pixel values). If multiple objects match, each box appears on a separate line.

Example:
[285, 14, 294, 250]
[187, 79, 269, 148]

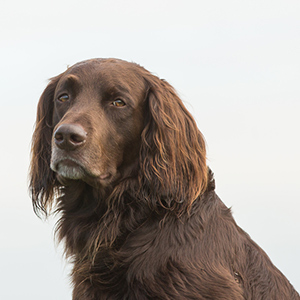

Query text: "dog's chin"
[51, 159, 114, 187]
[56, 163, 85, 180]
[51, 159, 84, 179]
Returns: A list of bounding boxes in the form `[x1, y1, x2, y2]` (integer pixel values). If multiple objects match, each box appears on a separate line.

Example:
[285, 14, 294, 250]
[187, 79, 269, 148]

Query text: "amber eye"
[112, 99, 126, 107]
[58, 94, 69, 102]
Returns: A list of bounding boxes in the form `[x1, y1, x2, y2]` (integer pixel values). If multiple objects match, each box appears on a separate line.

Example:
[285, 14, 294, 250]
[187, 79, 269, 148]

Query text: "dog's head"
[30, 58, 207, 216]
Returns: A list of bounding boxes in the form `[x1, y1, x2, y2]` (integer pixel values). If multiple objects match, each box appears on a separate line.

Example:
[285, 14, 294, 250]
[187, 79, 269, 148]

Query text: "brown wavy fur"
[29, 59, 299, 299]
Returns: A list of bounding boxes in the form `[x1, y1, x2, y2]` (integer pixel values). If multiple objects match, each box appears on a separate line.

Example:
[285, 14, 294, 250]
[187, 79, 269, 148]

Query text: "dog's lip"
[99, 173, 111, 180]
[58, 158, 80, 167]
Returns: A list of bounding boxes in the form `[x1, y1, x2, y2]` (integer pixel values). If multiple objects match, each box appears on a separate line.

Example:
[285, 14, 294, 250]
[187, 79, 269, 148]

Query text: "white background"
[1, 0, 299, 299]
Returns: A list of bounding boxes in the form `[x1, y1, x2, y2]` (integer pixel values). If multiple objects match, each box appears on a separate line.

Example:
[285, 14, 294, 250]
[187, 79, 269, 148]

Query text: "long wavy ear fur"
[29, 75, 62, 217]
[140, 75, 208, 214]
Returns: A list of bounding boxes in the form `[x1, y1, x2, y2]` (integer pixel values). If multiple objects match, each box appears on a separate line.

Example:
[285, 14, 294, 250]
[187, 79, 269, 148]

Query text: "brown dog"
[30, 58, 299, 299]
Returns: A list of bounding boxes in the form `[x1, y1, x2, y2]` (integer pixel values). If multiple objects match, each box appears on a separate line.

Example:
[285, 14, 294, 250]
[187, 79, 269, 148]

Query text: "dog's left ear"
[140, 76, 208, 214]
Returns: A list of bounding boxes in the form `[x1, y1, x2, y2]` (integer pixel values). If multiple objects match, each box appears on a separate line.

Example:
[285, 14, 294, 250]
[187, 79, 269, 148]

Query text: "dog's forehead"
[67, 59, 143, 83]
[61, 59, 147, 96]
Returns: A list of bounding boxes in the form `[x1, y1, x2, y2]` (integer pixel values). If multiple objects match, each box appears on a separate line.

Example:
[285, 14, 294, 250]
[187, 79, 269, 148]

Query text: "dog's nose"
[54, 124, 87, 150]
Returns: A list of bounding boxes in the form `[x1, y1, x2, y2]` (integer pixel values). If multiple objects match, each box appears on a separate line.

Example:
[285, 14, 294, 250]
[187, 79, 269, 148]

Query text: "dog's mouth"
[50, 157, 112, 183]
[51, 158, 86, 180]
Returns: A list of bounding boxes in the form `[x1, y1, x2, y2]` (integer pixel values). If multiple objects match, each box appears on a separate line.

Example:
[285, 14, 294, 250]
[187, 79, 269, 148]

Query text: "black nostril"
[70, 133, 84, 144]
[54, 132, 64, 142]
[54, 124, 87, 150]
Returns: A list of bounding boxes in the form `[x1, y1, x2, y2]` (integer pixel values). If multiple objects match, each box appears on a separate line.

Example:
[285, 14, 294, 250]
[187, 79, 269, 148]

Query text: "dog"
[30, 58, 299, 299]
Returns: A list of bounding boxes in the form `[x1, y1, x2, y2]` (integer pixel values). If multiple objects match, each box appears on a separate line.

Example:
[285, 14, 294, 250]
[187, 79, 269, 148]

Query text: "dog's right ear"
[29, 74, 63, 217]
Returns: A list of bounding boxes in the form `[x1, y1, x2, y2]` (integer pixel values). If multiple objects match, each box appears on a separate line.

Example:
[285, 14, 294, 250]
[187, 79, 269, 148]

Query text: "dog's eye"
[58, 94, 69, 102]
[112, 99, 126, 107]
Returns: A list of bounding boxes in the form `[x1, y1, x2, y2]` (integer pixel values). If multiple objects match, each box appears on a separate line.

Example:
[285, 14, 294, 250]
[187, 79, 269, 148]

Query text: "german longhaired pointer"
[30, 58, 299, 299]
